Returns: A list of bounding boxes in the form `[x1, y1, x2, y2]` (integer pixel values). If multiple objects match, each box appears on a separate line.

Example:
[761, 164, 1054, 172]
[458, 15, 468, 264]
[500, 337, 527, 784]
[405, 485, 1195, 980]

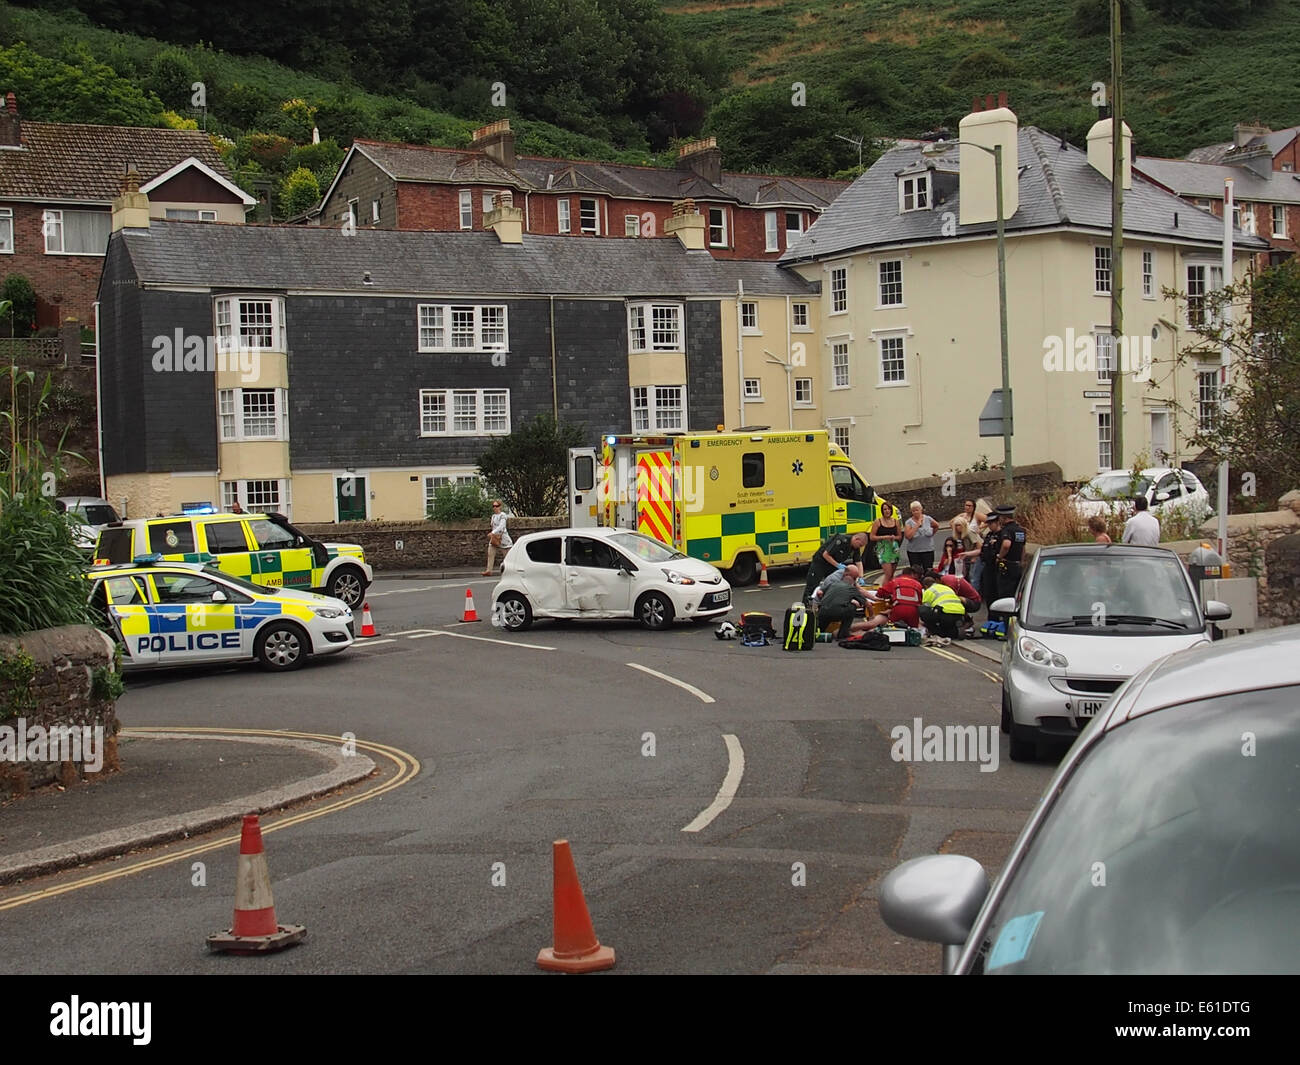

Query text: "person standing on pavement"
[483, 500, 512, 575]
[974, 510, 1003, 619]
[870, 502, 903, 584]
[1121, 496, 1161, 546]
[802, 530, 868, 603]
[903, 500, 938, 572]
[993, 504, 1027, 617]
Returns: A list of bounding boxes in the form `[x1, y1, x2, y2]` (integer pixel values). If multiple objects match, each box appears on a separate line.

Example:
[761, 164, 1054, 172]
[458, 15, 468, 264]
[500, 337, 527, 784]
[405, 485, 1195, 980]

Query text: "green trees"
[0, 42, 161, 126]
[0, 277, 37, 339]
[476, 415, 587, 518]
[279, 167, 321, 218]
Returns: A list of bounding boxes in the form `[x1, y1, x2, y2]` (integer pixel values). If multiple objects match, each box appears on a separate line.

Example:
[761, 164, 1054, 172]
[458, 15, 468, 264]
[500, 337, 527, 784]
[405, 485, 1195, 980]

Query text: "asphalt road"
[0, 573, 1059, 974]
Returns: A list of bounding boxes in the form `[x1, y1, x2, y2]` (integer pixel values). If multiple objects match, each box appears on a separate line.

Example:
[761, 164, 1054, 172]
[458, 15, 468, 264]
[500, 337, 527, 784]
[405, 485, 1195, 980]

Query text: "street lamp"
[952, 140, 1013, 488]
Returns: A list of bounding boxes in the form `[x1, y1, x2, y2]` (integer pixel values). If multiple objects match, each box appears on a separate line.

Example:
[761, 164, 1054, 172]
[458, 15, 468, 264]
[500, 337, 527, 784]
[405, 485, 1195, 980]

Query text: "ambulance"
[568, 428, 885, 584]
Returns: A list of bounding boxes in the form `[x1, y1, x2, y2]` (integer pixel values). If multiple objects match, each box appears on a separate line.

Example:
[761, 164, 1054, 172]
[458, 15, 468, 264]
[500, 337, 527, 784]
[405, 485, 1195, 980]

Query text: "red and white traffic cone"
[462, 588, 480, 623]
[537, 840, 615, 973]
[359, 602, 377, 637]
[206, 814, 305, 954]
[758, 564, 770, 588]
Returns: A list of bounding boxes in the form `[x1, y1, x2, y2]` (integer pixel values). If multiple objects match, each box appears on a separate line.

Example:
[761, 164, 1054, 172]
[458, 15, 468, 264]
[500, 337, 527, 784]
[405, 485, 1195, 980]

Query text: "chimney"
[111, 169, 150, 232]
[1233, 121, 1271, 148]
[472, 119, 516, 170]
[677, 137, 722, 184]
[484, 189, 523, 244]
[958, 93, 1019, 226]
[664, 198, 706, 250]
[0, 92, 20, 147]
[1086, 117, 1132, 190]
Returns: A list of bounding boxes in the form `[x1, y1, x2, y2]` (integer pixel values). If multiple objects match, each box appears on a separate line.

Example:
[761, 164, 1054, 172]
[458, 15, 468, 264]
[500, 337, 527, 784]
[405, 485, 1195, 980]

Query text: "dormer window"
[899, 173, 930, 212]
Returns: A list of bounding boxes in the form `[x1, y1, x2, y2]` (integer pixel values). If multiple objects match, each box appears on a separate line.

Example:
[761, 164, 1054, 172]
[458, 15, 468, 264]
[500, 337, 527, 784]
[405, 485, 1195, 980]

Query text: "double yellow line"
[0, 727, 420, 912]
[922, 646, 1002, 684]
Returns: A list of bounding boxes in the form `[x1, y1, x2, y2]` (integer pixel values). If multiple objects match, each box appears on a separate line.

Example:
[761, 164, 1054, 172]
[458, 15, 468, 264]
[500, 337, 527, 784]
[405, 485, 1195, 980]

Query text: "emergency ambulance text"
[0, 718, 104, 773]
[151, 330, 260, 382]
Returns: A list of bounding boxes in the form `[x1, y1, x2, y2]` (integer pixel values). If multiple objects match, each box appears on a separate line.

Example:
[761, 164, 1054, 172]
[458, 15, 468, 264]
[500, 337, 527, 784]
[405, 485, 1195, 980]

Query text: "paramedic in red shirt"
[862, 565, 925, 630]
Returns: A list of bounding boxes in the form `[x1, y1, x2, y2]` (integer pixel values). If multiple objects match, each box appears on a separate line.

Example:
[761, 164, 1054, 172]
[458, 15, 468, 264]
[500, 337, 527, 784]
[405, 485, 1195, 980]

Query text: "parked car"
[1068, 467, 1213, 522]
[879, 624, 1300, 974]
[493, 527, 732, 631]
[993, 543, 1230, 761]
[56, 496, 121, 551]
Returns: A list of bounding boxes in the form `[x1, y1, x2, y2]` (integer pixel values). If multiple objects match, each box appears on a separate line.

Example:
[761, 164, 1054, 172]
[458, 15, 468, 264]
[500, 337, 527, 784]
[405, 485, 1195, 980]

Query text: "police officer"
[802, 530, 869, 603]
[994, 503, 1027, 617]
[977, 509, 1002, 617]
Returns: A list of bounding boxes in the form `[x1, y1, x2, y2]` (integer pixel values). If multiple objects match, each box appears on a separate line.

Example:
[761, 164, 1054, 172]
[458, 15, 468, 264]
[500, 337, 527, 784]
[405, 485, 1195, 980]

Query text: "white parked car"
[493, 528, 732, 631]
[57, 496, 120, 551]
[1068, 467, 1213, 522]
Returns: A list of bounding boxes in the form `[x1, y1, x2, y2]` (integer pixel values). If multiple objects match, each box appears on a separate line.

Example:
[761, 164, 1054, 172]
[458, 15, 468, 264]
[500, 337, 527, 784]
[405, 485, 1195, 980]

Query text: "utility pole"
[994, 143, 1012, 488]
[1109, 0, 1125, 471]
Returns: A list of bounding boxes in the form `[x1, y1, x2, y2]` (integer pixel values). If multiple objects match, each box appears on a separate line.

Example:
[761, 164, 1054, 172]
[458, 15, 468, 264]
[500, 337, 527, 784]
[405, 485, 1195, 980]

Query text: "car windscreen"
[608, 531, 685, 562]
[1023, 554, 1200, 631]
[1080, 473, 1150, 500]
[971, 686, 1300, 974]
[75, 504, 119, 526]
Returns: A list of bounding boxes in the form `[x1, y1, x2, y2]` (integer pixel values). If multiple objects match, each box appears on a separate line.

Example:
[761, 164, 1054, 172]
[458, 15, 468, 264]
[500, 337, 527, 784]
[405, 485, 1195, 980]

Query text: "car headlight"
[664, 570, 695, 585]
[313, 606, 347, 619]
[1017, 635, 1068, 668]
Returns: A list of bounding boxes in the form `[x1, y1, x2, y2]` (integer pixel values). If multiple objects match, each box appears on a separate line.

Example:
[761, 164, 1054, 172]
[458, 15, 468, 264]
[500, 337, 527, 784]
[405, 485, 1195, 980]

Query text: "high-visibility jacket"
[923, 582, 966, 615]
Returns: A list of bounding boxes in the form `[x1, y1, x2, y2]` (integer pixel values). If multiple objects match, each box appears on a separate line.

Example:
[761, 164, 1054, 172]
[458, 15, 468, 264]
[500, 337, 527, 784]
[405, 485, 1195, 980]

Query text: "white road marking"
[389, 628, 439, 636]
[682, 733, 745, 833]
[626, 662, 715, 703]
[427, 629, 555, 651]
[354, 638, 396, 646]
[366, 586, 435, 597]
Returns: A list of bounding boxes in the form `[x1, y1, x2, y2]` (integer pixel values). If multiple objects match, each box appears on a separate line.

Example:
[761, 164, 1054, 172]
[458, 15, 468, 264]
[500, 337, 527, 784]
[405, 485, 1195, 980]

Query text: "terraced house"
[95, 190, 823, 523]
[781, 96, 1268, 482]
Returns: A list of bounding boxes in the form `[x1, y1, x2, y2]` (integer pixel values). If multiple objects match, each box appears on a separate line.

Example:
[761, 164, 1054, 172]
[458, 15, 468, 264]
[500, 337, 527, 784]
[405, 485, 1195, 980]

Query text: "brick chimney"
[958, 92, 1019, 226]
[111, 169, 150, 232]
[472, 119, 516, 170]
[677, 137, 722, 184]
[484, 189, 523, 244]
[664, 198, 706, 250]
[0, 92, 21, 147]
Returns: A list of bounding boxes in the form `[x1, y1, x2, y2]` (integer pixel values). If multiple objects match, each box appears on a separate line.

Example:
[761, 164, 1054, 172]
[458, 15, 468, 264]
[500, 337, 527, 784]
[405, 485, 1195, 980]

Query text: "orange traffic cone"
[461, 588, 479, 623]
[758, 564, 769, 588]
[358, 602, 377, 637]
[207, 814, 306, 954]
[537, 840, 615, 973]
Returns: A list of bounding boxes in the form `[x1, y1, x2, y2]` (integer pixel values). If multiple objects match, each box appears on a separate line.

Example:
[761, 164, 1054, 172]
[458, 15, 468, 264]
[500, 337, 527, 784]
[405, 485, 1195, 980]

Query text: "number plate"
[710, 590, 730, 606]
[1075, 700, 1104, 718]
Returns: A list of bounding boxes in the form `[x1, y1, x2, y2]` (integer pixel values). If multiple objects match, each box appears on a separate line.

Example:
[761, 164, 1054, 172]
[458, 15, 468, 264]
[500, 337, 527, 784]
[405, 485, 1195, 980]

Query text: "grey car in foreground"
[879, 624, 1300, 974]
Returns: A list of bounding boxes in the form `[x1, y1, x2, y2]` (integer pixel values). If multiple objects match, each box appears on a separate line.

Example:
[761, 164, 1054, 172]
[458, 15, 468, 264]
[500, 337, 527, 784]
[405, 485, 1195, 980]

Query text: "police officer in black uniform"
[994, 503, 1027, 619]
[977, 509, 1002, 617]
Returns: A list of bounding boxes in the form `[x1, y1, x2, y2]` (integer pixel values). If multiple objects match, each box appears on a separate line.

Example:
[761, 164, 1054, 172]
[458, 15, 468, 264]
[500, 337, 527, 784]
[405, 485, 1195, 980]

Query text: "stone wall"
[0, 625, 121, 798]
[298, 517, 568, 570]
[875, 462, 1063, 520]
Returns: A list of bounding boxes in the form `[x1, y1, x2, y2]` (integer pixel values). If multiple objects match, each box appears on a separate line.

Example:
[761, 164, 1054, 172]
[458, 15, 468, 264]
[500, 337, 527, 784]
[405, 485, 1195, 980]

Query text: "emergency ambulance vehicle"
[568, 429, 885, 584]
[93, 512, 372, 607]
[86, 558, 355, 672]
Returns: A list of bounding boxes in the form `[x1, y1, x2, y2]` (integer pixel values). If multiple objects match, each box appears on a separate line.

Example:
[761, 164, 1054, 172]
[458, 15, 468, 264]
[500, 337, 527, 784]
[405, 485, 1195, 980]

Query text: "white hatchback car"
[1069, 467, 1213, 522]
[493, 528, 732, 631]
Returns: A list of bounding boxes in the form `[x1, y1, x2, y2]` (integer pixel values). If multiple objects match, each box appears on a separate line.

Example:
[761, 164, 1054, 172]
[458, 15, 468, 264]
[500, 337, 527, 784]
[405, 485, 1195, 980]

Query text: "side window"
[832, 465, 870, 502]
[567, 537, 597, 568]
[592, 541, 626, 569]
[742, 452, 765, 489]
[247, 518, 296, 550]
[147, 521, 195, 554]
[525, 537, 562, 564]
[152, 573, 223, 603]
[573, 455, 595, 492]
[105, 576, 147, 605]
[97, 527, 135, 563]
[1157, 473, 1182, 497]
[205, 520, 252, 554]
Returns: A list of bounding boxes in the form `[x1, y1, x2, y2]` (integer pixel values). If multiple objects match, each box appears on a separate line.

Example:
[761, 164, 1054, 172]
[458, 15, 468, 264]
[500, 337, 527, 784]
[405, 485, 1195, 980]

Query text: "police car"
[86, 556, 355, 672]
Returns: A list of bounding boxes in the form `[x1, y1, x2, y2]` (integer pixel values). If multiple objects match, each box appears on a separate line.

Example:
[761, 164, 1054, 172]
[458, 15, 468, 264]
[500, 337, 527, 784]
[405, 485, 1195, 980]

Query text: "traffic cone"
[537, 840, 615, 973]
[758, 564, 769, 588]
[359, 602, 377, 637]
[461, 588, 479, 623]
[206, 814, 306, 954]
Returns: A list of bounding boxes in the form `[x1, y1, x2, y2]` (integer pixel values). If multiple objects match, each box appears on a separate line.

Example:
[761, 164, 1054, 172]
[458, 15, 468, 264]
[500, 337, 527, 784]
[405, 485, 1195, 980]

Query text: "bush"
[280, 166, 321, 217]
[476, 415, 587, 517]
[0, 493, 93, 635]
[0, 275, 37, 338]
[146, 47, 202, 112]
[426, 483, 491, 522]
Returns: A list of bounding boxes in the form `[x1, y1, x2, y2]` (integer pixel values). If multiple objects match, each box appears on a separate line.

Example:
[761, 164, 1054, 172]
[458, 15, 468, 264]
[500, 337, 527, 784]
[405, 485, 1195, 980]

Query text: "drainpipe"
[525, 190, 531, 233]
[94, 299, 105, 498]
[786, 293, 794, 428]
[550, 295, 558, 418]
[736, 280, 745, 427]
[764, 349, 793, 429]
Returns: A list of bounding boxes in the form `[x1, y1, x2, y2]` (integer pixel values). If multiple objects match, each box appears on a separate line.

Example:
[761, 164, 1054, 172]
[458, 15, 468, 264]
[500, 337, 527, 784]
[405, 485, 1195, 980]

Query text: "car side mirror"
[990, 596, 1017, 616]
[879, 855, 989, 971]
[1204, 599, 1232, 621]
[211, 590, 228, 603]
[1155, 491, 1170, 502]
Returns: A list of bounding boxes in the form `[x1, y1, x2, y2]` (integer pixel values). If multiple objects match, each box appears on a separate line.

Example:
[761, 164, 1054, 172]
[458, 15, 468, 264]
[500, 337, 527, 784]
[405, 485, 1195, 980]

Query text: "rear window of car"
[97, 527, 135, 564]
[76, 504, 119, 525]
[526, 537, 562, 564]
[204, 520, 252, 554]
[148, 521, 196, 554]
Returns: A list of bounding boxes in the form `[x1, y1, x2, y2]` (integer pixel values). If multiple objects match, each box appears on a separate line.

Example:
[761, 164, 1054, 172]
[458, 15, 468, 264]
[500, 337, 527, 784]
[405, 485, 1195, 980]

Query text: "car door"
[145, 570, 243, 664]
[563, 536, 634, 616]
[245, 517, 315, 591]
[95, 574, 157, 667]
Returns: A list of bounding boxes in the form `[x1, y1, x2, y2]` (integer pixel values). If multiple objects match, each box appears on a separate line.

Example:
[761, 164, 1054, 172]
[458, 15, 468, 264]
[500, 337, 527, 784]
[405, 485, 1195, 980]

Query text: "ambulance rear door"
[568, 447, 599, 528]
[634, 448, 675, 547]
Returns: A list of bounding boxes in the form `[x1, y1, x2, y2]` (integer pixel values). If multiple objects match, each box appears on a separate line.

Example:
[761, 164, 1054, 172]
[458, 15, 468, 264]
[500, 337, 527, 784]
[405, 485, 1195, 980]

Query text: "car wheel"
[327, 565, 366, 608]
[255, 622, 309, 672]
[727, 553, 758, 586]
[1008, 723, 1037, 762]
[1001, 688, 1012, 734]
[497, 592, 532, 631]
[637, 591, 675, 630]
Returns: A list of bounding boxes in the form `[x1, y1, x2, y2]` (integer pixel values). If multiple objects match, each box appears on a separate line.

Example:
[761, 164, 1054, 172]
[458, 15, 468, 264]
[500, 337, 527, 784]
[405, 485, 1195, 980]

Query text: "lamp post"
[955, 140, 1013, 487]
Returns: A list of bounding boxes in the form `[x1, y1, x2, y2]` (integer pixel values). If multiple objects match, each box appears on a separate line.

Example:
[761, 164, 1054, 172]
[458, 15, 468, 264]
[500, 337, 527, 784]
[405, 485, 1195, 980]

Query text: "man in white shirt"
[1121, 495, 1161, 547]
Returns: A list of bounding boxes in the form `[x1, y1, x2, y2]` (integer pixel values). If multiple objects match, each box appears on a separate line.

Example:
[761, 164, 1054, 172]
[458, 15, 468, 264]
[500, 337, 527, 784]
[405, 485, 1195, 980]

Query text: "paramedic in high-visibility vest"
[920, 574, 967, 640]
[802, 531, 869, 604]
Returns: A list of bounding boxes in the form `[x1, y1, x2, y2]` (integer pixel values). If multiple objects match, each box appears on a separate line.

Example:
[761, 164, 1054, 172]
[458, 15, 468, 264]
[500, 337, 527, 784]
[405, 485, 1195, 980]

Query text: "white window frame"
[222, 478, 291, 519]
[898, 173, 930, 212]
[1198, 369, 1220, 432]
[579, 198, 599, 235]
[743, 377, 762, 400]
[459, 189, 473, 230]
[631, 385, 687, 433]
[1272, 204, 1287, 238]
[708, 206, 727, 248]
[0, 207, 11, 253]
[163, 208, 218, 221]
[831, 425, 851, 454]
[764, 211, 779, 252]
[217, 387, 288, 442]
[830, 339, 850, 390]
[627, 301, 683, 353]
[372, 199, 380, 223]
[791, 302, 811, 331]
[877, 333, 907, 386]
[785, 211, 803, 246]
[624, 214, 640, 238]
[1094, 245, 1112, 295]
[877, 259, 904, 307]
[741, 301, 759, 334]
[830, 265, 848, 315]
[42, 208, 111, 256]
[794, 377, 814, 406]
[1186, 262, 1225, 328]
[214, 295, 286, 353]
[417, 304, 509, 353]
[423, 471, 483, 516]
[1094, 330, 1116, 382]
[1142, 249, 1154, 299]
[557, 199, 571, 234]
[347, 198, 359, 228]
[1096, 408, 1112, 471]
[419, 389, 511, 436]
[482, 190, 500, 214]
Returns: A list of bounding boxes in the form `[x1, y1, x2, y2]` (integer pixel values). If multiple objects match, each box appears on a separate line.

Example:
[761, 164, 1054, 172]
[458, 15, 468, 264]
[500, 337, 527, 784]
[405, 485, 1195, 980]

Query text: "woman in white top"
[483, 500, 512, 575]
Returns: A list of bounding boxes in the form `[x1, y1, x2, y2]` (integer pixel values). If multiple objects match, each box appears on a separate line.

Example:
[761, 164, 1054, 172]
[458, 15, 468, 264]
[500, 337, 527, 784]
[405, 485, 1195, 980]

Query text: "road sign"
[979, 389, 1012, 437]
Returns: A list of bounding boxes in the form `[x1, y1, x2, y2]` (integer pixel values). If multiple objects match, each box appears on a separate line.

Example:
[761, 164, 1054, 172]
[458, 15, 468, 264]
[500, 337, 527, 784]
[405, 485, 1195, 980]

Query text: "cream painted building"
[782, 100, 1266, 484]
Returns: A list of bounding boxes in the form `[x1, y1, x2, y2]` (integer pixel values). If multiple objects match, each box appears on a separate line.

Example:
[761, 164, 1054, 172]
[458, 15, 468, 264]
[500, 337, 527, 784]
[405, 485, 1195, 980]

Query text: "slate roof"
[1187, 126, 1300, 165]
[1135, 156, 1300, 204]
[781, 125, 1270, 265]
[113, 221, 817, 297]
[350, 139, 848, 209]
[0, 122, 232, 202]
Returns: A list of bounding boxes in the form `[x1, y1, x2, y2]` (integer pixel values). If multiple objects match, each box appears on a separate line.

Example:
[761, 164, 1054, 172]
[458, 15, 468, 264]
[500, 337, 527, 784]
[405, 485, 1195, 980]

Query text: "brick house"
[0, 93, 254, 330]
[315, 119, 848, 260]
